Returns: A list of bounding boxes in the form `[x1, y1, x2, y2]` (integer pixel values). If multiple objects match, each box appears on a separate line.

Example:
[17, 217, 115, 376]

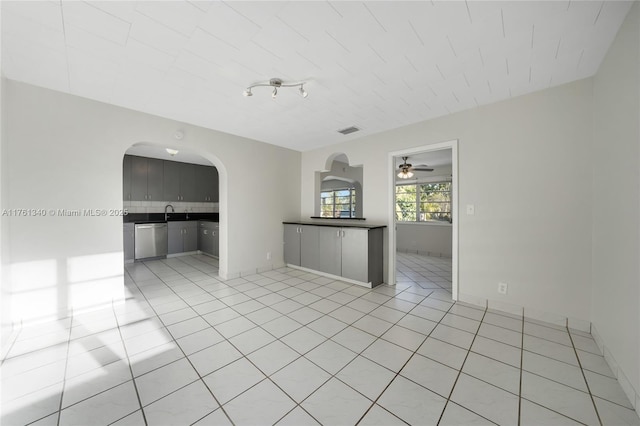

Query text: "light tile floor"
[2, 252, 639, 425]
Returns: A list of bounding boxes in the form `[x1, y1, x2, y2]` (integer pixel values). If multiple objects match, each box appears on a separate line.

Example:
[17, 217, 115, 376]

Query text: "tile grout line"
[110, 299, 150, 426]
[54, 312, 74, 426]
[142, 256, 449, 425]
[123, 254, 457, 424]
[566, 326, 603, 426]
[353, 298, 454, 425]
[148, 257, 332, 425]
[518, 308, 525, 426]
[436, 304, 489, 425]
[129, 260, 236, 425]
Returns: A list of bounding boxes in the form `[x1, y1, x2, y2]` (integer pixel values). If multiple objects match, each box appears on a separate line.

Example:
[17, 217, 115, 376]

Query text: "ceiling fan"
[397, 156, 434, 179]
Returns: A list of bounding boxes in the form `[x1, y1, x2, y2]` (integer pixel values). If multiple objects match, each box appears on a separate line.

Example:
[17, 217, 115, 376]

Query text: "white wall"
[2, 80, 300, 326]
[592, 2, 640, 409]
[396, 223, 452, 257]
[0, 3, 13, 349]
[302, 78, 594, 325]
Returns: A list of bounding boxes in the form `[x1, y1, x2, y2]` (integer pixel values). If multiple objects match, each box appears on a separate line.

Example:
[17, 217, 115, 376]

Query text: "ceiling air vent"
[337, 126, 360, 135]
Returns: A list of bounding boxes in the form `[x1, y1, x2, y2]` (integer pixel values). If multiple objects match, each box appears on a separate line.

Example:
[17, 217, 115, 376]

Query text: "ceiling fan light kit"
[243, 78, 308, 100]
[397, 156, 434, 179]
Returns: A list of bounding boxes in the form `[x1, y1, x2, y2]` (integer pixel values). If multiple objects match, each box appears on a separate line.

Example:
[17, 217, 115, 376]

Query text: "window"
[396, 182, 451, 223]
[321, 188, 356, 218]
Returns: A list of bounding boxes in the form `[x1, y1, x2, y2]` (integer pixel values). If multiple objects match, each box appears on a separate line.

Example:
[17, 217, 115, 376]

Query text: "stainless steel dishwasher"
[134, 223, 168, 260]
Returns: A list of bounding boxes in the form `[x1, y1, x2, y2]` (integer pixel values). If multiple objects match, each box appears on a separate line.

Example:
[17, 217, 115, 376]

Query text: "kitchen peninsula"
[283, 220, 385, 288]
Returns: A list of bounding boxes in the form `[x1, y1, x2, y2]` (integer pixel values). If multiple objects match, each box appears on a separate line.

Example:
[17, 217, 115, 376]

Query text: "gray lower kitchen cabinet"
[283, 224, 301, 265]
[318, 227, 341, 276]
[283, 222, 384, 286]
[168, 221, 198, 254]
[184, 222, 198, 252]
[284, 224, 319, 270]
[340, 227, 375, 283]
[198, 221, 219, 257]
[123, 223, 134, 261]
[131, 156, 163, 201]
[212, 225, 219, 257]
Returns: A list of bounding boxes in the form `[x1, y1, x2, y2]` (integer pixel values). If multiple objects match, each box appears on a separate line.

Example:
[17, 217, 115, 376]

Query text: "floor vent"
[337, 126, 360, 135]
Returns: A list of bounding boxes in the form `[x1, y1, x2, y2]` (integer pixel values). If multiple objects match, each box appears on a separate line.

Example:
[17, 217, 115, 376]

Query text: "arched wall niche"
[314, 153, 364, 218]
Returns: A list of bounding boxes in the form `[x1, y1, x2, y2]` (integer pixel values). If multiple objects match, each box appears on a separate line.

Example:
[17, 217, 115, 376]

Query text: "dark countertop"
[283, 220, 386, 230]
[124, 212, 219, 223]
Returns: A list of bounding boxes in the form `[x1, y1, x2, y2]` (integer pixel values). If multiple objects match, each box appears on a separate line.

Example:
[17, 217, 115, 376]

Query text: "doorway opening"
[388, 140, 459, 300]
[121, 142, 228, 278]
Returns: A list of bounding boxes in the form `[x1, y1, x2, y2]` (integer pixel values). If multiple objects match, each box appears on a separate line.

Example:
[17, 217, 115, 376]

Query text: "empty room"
[1, 1, 639, 425]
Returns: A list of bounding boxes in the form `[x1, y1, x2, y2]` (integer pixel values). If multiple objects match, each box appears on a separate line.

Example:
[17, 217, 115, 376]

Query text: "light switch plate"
[466, 204, 475, 215]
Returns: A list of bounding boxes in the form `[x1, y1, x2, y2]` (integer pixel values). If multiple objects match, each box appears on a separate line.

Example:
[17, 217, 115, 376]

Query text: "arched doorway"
[121, 142, 228, 278]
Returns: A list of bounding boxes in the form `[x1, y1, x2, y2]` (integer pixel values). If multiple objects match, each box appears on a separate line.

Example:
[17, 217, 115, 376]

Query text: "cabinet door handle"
[342, 230, 346, 237]
[337, 230, 340, 237]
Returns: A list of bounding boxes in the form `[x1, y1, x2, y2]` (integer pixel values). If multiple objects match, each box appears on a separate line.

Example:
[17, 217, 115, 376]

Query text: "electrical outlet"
[266, 252, 271, 260]
[498, 282, 508, 295]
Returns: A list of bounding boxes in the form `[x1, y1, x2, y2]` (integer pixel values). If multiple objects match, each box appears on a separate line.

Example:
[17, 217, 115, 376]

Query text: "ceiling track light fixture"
[243, 78, 308, 99]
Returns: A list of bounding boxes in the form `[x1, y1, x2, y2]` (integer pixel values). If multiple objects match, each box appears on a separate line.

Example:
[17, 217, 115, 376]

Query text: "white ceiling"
[1, 1, 633, 152]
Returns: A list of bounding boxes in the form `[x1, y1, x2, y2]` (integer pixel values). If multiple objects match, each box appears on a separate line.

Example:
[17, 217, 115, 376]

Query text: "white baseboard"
[591, 324, 640, 414]
[285, 264, 374, 288]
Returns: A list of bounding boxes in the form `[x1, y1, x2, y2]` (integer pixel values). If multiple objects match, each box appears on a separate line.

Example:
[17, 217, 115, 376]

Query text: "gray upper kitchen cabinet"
[163, 161, 197, 201]
[168, 221, 198, 254]
[131, 156, 163, 201]
[195, 165, 218, 202]
[162, 161, 180, 201]
[125, 155, 218, 202]
[180, 163, 197, 201]
[318, 227, 341, 276]
[123, 155, 132, 201]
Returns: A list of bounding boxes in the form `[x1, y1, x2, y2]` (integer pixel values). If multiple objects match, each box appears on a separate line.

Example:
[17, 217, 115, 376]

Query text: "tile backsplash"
[123, 200, 219, 214]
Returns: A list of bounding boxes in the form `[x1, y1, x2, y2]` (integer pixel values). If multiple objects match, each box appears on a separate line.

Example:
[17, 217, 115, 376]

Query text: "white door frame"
[387, 140, 459, 300]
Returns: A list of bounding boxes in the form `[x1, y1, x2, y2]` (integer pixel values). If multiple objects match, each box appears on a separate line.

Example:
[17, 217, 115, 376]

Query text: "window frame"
[395, 181, 452, 224]
[320, 187, 357, 218]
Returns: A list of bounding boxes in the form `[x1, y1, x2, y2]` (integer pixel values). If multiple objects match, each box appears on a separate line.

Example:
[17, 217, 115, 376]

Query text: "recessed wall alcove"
[314, 153, 363, 219]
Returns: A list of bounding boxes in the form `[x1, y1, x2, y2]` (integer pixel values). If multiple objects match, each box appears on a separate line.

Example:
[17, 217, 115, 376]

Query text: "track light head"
[299, 85, 308, 98]
[243, 88, 253, 97]
[272, 87, 277, 99]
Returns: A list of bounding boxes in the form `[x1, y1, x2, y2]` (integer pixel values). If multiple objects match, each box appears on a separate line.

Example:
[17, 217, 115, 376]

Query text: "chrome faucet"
[164, 204, 175, 221]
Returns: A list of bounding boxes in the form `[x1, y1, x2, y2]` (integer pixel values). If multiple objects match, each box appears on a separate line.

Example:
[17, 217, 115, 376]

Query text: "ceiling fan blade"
[412, 166, 434, 172]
